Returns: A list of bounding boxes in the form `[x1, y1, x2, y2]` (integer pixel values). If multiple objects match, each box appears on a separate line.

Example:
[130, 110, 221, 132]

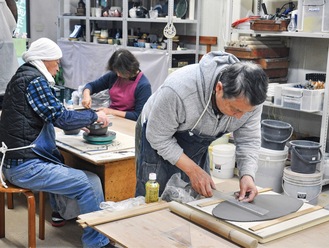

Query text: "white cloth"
[0, 0, 19, 94]
[0, 0, 16, 41]
[22, 38, 62, 85]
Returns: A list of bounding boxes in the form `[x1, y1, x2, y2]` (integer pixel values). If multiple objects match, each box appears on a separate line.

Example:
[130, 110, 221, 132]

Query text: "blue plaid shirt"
[25, 76, 98, 130]
[26, 76, 64, 122]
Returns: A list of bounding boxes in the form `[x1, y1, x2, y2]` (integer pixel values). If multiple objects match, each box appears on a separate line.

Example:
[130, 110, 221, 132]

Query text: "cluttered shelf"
[263, 101, 322, 116]
[231, 28, 329, 39]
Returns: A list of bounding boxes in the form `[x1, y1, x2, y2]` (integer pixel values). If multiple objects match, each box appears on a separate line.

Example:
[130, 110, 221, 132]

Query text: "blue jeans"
[3, 158, 109, 248]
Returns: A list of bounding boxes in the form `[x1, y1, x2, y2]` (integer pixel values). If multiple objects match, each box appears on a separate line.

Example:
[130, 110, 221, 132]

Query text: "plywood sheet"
[56, 130, 134, 154]
[93, 209, 238, 248]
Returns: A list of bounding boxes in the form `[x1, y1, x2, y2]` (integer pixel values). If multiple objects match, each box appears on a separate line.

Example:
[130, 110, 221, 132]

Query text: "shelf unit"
[57, 0, 201, 68]
[227, 0, 329, 185]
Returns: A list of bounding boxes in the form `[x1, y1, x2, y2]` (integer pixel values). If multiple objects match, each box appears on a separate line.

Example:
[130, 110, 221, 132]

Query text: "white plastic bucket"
[255, 146, 288, 193]
[282, 166, 322, 205]
[212, 144, 236, 179]
[208, 133, 230, 170]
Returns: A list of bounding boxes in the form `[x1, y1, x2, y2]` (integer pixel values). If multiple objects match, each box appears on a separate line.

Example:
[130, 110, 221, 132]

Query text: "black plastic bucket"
[290, 140, 322, 174]
[261, 119, 293, 150]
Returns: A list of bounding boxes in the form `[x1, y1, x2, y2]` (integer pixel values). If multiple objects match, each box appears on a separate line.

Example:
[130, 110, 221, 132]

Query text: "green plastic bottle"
[145, 173, 159, 203]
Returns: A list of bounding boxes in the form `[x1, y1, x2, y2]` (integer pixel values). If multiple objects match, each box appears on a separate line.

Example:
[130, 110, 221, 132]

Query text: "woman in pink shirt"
[82, 49, 152, 121]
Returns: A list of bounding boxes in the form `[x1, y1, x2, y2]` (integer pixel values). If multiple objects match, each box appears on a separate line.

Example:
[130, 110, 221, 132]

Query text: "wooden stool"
[0, 181, 45, 248]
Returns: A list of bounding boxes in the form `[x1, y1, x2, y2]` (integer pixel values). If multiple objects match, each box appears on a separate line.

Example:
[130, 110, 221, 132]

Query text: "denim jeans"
[3, 158, 109, 248]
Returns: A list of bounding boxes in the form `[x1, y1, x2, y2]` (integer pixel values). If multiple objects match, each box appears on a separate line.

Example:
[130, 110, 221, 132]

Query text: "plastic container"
[274, 83, 324, 112]
[274, 83, 325, 112]
[212, 144, 236, 179]
[281, 86, 324, 112]
[261, 119, 293, 150]
[208, 133, 230, 170]
[323, 0, 329, 32]
[297, 0, 328, 33]
[283, 166, 322, 205]
[145, 173, 159, 203]
[255, 146, 288, 193]
[289, 140, 322, 174]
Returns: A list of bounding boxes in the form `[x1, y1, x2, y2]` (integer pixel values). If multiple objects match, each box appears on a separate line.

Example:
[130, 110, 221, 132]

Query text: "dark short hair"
[107, 49, 140, 78]
[218, 61, 268, 106]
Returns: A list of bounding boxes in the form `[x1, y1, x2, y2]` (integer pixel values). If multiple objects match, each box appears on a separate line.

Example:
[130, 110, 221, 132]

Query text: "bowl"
[97, 38, 108, 44]
[63, 128, 80, 135]
[87, 122, 111, 136]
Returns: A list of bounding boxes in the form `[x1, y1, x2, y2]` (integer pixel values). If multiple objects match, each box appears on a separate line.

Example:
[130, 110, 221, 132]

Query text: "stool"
[0, 181, 45, 248]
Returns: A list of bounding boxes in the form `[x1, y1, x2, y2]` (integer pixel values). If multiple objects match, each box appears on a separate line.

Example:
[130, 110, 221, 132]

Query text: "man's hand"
[237, 175, 258, 202]
[176, 153, 216, 198]
[188, 167, 216, 197]
[96, 110, 110, 127]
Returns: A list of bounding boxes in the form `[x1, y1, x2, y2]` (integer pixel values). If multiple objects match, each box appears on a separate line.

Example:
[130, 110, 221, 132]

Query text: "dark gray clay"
[87, 122, 109, 136]
[63, 129, 80, 135]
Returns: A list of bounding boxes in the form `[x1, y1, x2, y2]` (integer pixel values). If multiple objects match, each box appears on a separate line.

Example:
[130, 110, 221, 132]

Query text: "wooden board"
[102, 209, 243, 247]
[224, 46, 290, 59]
[187, 192, 329, 243]
[79, 206, 239, 247]
[250, 20, 288, 31]
[253, 58, 289, 69]
[263, 68, 288, 78]
[56, 130, 135, 163]
[77, 200, 329, 247]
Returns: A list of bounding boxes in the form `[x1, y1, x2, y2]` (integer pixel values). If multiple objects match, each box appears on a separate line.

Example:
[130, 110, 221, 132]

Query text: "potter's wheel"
[212, 194, 304, 222]
[83, 131, 116, 145]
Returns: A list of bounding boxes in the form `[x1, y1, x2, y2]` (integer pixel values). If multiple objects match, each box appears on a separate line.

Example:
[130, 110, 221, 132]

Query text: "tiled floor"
[1, 177, 329, 247]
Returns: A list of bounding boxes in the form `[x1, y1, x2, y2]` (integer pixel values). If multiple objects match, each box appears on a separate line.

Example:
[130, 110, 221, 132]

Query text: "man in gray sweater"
[135, 51, 268, 202]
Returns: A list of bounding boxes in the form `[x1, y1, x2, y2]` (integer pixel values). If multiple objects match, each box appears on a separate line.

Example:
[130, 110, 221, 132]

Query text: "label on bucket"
[297, 192, 307, 200]
[213, 158, 235, 179]
[212, 144, 236, 179]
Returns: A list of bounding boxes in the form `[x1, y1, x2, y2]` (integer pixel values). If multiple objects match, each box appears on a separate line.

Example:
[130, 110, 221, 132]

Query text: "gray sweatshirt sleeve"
[145, 87, 186, 165]
[233, 105, 263, 180]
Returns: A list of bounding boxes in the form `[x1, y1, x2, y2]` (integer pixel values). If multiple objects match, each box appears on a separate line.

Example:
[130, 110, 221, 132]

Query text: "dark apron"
[31, 122, 64, 164]
[135, 120, 226, 196]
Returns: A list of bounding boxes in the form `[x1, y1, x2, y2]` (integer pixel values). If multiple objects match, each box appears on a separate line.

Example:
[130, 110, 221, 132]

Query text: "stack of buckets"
[210, 134, 236, 179]
[256, 119, 293, 193]
[283, 140, 323, 205]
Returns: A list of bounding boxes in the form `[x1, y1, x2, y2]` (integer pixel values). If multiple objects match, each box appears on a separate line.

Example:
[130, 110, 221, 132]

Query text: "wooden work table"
[77, 180, 329, 248]
[56, 116, 137, 202]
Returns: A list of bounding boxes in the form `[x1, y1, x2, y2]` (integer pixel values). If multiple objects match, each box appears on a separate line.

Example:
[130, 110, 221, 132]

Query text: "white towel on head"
[23, 38, 62, 62]
[22, 38, 62, 85]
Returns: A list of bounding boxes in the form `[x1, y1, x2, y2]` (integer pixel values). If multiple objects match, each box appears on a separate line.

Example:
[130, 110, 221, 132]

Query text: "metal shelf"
[57, 0, 200, 68]
[227, 0, 329, 179]
[263, 101, 323, 116]
[231, 28, 329, 39]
